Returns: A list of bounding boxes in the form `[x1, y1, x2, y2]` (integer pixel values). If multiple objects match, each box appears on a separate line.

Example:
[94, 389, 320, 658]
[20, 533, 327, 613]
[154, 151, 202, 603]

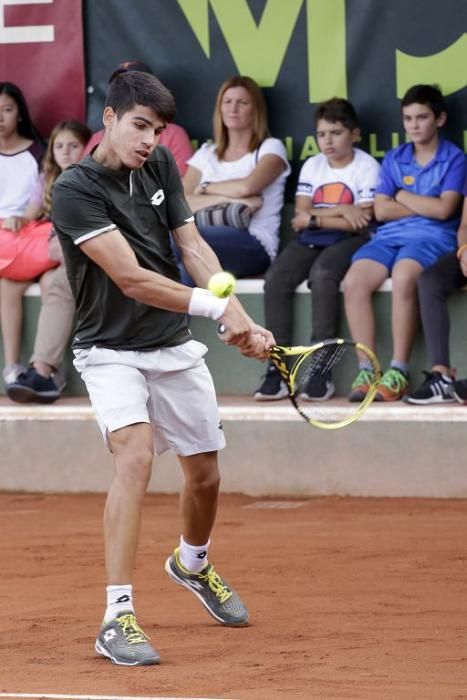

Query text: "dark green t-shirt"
[52, 145, 193, 350]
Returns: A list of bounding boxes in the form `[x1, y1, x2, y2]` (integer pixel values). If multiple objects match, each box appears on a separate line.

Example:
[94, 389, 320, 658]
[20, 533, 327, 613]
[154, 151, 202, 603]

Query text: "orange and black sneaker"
[348, 368, 376, 402]
[375, 367, 408, 402]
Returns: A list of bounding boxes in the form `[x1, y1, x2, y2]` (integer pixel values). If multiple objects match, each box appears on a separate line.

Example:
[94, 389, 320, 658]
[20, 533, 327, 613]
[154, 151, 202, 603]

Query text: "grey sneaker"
[165, 548, 249, 626]
[95, 611, 160, 666]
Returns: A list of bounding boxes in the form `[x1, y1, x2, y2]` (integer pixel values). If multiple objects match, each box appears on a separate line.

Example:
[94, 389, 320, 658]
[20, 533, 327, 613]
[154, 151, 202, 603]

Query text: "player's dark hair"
[314, 98, 359, 130]
[0, 81, 43, 141]
[105, 72, 176, 123]
[401, 84, 446, 118]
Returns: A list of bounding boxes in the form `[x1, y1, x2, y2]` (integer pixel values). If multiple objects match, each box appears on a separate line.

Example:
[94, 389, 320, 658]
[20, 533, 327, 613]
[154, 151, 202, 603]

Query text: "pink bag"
[0, 220, 60, 281]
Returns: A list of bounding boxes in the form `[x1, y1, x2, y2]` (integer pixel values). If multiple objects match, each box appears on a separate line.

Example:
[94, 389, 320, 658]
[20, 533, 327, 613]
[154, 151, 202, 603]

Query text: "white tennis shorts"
[73, 339, 226, 456]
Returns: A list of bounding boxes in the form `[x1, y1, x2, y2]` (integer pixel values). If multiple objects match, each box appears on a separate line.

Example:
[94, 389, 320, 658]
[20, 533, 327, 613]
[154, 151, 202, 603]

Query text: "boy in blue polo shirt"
[343, 84, 466, 402]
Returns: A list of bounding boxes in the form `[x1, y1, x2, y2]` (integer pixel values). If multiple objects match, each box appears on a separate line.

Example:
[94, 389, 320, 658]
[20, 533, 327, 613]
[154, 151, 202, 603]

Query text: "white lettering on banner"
[0, 0, 54, 44]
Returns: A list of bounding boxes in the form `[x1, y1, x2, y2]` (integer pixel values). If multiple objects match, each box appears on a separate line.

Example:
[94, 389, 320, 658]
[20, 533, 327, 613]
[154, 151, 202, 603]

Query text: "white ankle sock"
[104, 584, 134, 623]
[179, 535, 210, 573]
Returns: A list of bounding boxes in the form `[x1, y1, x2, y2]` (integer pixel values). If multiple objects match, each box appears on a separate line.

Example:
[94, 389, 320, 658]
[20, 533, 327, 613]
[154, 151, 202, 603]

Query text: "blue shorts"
[351, 236, 456, 271]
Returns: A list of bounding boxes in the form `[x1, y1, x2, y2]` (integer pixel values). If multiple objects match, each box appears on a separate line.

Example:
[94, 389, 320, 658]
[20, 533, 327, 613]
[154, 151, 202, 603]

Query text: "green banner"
[84, 0, 467, 186]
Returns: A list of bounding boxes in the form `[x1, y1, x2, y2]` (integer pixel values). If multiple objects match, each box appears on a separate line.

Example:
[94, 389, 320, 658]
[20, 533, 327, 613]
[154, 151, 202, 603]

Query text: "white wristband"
[188, 287, 229, 320]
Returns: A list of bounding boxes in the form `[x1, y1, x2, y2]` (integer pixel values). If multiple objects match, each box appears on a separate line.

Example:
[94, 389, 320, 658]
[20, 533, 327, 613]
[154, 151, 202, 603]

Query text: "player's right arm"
[79, 228, 193, 312]
[76, 228, 270, 359]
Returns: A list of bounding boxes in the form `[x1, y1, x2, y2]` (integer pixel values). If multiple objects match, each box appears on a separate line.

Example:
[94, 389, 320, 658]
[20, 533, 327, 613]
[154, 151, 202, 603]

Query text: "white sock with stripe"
[179, 535, 210, 573]
[104, 584, 134, 623]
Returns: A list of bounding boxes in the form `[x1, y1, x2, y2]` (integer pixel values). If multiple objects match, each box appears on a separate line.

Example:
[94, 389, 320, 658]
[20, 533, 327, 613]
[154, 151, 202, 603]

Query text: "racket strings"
[294, 344, 345, 395]
[271, 340, 381, 429]
[292, 343, 366, 426]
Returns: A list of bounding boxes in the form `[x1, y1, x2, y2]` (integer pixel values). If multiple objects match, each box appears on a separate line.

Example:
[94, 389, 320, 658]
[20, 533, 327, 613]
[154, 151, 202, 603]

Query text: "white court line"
[0, 694, 239, 700]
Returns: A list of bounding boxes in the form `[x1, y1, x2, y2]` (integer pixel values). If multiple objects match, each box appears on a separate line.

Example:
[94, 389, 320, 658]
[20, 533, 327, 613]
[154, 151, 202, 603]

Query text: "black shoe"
[6, 367, 64, 404]
[452, 378, 467, 405]
[299, 372, 335, 401]
[254, 364, 288, 401]
[405, 371, 455, 405]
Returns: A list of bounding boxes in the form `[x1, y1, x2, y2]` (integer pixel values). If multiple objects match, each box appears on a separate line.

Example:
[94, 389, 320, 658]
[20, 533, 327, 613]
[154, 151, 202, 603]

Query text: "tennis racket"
[268, 339, 381, 429]
[218, 326, 381, 429]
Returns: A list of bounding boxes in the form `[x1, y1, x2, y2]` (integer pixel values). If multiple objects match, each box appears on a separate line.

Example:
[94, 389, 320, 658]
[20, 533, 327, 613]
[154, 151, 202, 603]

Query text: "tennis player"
[52, 71, 273, 666]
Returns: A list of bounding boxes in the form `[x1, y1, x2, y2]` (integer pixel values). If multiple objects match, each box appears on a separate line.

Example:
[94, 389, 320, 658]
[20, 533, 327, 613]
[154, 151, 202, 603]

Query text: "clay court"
[2, 492, 467, 700]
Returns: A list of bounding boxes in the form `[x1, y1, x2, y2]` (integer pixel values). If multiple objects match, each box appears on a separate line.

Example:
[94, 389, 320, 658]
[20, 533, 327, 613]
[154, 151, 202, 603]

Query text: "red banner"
[0, 0, 85, 137]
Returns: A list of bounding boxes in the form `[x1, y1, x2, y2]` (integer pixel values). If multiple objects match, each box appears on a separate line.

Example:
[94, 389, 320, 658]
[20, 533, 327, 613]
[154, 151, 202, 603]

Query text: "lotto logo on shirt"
[151, 189, 165, 206]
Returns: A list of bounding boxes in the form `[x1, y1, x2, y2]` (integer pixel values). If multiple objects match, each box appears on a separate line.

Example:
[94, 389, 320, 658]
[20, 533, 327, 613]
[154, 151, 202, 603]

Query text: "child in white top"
[0, 82, 44, 223]
[255, 98, 380, 401]
[1, 120, 91, 390]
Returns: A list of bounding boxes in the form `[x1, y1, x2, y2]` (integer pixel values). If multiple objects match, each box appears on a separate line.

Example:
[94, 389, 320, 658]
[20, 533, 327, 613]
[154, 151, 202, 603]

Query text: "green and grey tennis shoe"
[165, 548, 249, 626]
[95, 611, 160, 666]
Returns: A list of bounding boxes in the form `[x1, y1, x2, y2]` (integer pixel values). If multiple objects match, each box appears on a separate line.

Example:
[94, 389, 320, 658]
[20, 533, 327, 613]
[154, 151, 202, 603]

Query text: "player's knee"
[186, 460, 221, 495]
[115, 445, 154, 487]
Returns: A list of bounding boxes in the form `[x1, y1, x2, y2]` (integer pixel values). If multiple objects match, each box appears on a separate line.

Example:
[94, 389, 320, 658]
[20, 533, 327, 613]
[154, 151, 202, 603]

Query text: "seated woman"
[1, 120, 91, 391]
[178, 75, 290, 284]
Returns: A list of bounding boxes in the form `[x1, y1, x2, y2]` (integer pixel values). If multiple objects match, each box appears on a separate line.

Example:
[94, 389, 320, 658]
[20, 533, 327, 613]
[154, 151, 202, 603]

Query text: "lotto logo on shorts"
[151, 189, 165, 206]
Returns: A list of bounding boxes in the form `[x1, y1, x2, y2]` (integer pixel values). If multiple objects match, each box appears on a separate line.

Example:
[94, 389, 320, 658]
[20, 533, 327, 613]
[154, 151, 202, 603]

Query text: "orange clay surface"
[2, 492, 467, 700]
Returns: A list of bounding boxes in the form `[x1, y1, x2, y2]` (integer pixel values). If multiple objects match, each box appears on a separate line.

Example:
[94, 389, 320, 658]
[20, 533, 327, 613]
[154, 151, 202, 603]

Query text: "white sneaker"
[2, 363, 27, 386]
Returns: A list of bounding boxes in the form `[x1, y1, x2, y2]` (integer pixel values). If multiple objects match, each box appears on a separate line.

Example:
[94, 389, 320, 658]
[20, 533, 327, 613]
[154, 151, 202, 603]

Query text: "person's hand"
[218, 301, 275, 361]
[1, 216, 26, 232]
[241, 195, 263, 212]
[238, 324, 275, 361]
[291, 210, 311, 232]
[339, 204, 372, 230]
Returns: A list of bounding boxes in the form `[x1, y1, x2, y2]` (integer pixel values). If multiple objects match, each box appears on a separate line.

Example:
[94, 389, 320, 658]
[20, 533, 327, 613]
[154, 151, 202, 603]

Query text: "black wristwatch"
[200, 181, 210, 194]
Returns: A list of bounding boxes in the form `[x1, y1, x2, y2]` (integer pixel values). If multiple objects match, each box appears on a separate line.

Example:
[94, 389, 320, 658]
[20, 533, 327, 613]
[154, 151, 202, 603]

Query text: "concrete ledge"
[23, 278, 467, 296]
[2, 399, 467, 423]
[1, 398, 467, 498]
[24, 278, 395, 296]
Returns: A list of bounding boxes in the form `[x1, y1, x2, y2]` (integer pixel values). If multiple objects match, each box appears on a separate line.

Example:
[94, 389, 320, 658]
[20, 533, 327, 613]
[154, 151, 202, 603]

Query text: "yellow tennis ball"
[208, 271, 236, 298]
